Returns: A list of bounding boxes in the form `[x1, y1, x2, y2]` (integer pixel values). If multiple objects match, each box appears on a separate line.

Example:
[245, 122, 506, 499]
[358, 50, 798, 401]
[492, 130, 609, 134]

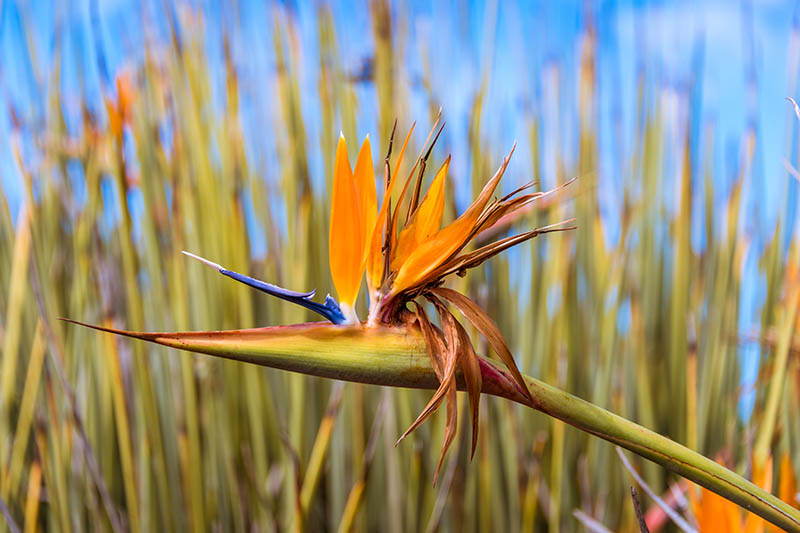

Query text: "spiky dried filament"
[428, 220, 575, 282]
[366, 123, 414, 298]
[387, 114, 444, 256]
[388, 144, 517, 298]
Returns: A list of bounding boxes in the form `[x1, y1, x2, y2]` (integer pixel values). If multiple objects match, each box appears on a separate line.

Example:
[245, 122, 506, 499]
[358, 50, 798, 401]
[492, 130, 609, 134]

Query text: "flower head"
[173, 117, 574, 479]
[105, 71, 135, 139]
[322, 118, 574, 476]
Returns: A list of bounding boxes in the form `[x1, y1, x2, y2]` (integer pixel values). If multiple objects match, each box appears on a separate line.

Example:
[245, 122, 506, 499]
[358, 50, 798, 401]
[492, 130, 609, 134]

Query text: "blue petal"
[184, 251, 347, 324]
[220, 269, 346, 324]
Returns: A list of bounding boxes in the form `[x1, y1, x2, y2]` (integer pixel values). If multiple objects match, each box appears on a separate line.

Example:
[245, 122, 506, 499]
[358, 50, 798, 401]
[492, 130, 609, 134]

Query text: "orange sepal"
[329, 135, 363, 307]
[743, 456, 772, 533]
[392, 157, 449, 268]
[779, 453, 799, 508]
[693, 487, 745, 533]
[354, 136, 377, 250]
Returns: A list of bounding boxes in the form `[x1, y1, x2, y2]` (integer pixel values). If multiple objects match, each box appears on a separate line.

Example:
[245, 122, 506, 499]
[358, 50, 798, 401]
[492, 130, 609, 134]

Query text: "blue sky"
[2, 0, 796, 219]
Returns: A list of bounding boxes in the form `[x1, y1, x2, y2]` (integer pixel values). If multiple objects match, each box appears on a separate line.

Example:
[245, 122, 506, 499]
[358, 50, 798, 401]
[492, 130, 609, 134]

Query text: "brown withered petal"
[470, 177, 577, 243]
[499, 180, 537, 203]
[400, 294, 485, 472]
[436, 379, 458, 485]
[432, 221, 577, 281]
[398, 301, 461, 484]
[429, 287, 534, 405]
[472, 190, 534, 230]
[453, 318, 482, 459]
[397, 304, 451, 444]
[471, 193, 543, 235]
[430, 298, 460, 484]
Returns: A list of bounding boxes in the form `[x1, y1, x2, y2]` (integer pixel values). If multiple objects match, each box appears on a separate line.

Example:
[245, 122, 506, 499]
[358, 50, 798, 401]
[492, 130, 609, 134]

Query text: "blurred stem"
[299, 384, 344, 515]
[754, 289, 800, 467]
[0, 204, 31, 426]
[103, 319, 140, 533]
[70, 321, 800, 532]
[2, 322, 45, 501]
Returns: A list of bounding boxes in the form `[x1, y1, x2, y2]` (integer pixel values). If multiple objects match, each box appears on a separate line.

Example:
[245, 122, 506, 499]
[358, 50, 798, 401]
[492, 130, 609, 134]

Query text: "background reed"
[1, 1, 799, 531]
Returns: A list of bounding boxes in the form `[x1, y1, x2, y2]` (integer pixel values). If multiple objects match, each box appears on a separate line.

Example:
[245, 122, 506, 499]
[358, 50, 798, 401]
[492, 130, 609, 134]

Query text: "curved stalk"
[64, 319, 800, 532]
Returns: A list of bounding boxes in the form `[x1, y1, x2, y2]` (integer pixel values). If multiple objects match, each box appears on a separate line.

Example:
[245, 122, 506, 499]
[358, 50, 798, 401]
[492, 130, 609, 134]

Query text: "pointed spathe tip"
[182, 251, 223, 272]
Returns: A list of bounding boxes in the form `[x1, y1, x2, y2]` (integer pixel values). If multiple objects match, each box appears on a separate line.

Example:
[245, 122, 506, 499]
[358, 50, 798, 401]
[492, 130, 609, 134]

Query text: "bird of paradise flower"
[67, 117, 575, 479]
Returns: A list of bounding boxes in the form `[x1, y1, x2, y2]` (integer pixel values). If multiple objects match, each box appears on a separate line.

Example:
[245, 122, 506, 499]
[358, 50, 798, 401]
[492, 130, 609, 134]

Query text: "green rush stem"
[753, 289, 800, 467]
[73, 322, 800, 532]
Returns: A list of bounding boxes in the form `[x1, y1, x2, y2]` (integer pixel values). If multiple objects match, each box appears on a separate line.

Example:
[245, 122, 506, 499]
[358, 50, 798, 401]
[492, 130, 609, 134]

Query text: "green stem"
[754, 290, 800, 466]
[66, 320, 800, 532]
